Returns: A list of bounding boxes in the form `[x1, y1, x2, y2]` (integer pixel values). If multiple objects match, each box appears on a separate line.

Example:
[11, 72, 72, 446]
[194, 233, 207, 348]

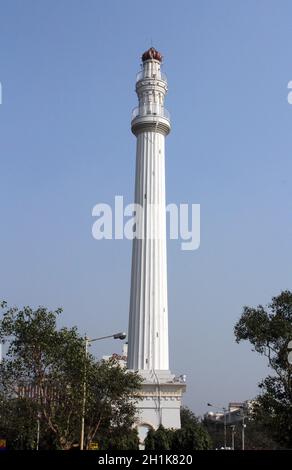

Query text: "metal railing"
[131, 105, 170, 121]
[136, 70, 167, 83]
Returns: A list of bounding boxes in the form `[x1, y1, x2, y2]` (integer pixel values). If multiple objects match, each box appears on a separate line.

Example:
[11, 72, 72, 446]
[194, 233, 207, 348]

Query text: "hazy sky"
[1, 0, 292, 415]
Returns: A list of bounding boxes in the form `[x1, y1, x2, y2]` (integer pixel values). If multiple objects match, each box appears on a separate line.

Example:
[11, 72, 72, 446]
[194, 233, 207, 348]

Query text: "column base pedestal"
[131, 369, 186, 447]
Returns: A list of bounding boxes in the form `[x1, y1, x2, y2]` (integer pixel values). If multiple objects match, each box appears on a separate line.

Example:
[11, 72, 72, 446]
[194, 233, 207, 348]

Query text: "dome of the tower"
[142, 47, 163, 62]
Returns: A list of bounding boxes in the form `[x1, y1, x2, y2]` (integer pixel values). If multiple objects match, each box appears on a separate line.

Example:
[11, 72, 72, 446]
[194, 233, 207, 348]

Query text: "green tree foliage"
[234, 291, 292, 448]
[241, 418, 281, 450]
[0, 397, 38, 449]
[144, 427, 156, 450]
[180, 406, 200, 427]
[202, 417, 280, 450]
[173, 407, 212, 450]
[144, 408, 212, 451]
[0, 302, 142, 450]
[201, 418, 226, 450]
[97, 428, 139, 450]
[144, 425, 173, 450]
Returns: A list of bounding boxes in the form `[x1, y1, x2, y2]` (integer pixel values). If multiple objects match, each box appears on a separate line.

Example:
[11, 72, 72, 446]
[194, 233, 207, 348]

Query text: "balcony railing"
[136, 70, 167, 83]
[131, 105, 170, 121]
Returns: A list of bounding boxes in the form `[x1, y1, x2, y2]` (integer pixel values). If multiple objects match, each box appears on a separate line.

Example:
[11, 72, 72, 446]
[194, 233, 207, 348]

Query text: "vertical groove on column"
[149, 132, 154, 369]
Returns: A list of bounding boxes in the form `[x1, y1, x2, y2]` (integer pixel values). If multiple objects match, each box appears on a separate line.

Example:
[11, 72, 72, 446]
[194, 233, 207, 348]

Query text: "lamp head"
[113, 332, 127, 340]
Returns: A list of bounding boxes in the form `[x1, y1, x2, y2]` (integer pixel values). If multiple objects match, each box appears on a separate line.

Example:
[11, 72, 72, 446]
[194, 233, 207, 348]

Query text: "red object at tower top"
[142, 47, 163, 62]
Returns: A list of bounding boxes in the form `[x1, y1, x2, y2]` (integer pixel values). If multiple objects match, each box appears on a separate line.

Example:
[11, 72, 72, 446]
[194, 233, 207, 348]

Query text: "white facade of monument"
[127, 48, 186, 441]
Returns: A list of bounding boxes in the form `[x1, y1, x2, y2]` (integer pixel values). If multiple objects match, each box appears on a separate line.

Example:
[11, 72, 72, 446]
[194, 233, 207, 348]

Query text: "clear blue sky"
[1, 0, 292, 415]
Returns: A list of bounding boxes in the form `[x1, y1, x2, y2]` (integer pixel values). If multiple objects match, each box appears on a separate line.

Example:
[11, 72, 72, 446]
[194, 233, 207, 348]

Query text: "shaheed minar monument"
[126, 48, 186, 439]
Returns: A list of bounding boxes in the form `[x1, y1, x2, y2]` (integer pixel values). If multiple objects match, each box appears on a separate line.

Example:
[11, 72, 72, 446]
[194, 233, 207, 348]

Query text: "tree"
[180, 406, 200, 427]
[172, 407, 212, 450]
[239, 418, 281, 450]
[0, 302, 142, 449]
[84, 357, 142, 450]
[144, 428, 156, 450]
[202, 417, 226, 450]
[234, 290, 292, 448]
[202, 416, 280, 450]
[144, 425, 173, 450]
[144, 407, 212, 451]
[0, 396, 38, 449]
[97, 428, 139, 450]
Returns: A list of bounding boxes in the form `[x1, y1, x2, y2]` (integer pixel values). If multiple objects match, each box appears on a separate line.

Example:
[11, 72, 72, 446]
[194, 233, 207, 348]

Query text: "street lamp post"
[288, 340, 292, 365]
[36, 412, 41, 450]
[231, 425, 235, 450]
[223, 407, 227, 449]
[242, 415, 246, 450]
[80, 331, 126, 451]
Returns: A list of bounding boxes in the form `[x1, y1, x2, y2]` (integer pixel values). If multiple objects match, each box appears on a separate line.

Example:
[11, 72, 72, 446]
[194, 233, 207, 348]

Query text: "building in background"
[204, 400, 253, 425]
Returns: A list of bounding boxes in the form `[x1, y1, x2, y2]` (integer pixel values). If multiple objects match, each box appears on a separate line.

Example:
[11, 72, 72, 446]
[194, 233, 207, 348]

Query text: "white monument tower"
[127, 48, 186, 439]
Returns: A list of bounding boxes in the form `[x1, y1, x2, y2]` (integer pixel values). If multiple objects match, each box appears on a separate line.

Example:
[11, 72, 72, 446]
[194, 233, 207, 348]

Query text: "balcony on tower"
[136, 69, 167, 84]
[131, 104, 170, 121]
[131, 103, 171, 136]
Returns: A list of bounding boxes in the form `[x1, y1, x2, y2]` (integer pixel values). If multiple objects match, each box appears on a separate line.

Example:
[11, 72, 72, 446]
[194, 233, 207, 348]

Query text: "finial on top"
[142, 47, 163, 63]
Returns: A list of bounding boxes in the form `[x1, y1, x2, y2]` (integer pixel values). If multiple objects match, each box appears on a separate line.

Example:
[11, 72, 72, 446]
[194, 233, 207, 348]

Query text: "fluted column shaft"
[127, 56, 171, 372]
[127, 130, 169, 370]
